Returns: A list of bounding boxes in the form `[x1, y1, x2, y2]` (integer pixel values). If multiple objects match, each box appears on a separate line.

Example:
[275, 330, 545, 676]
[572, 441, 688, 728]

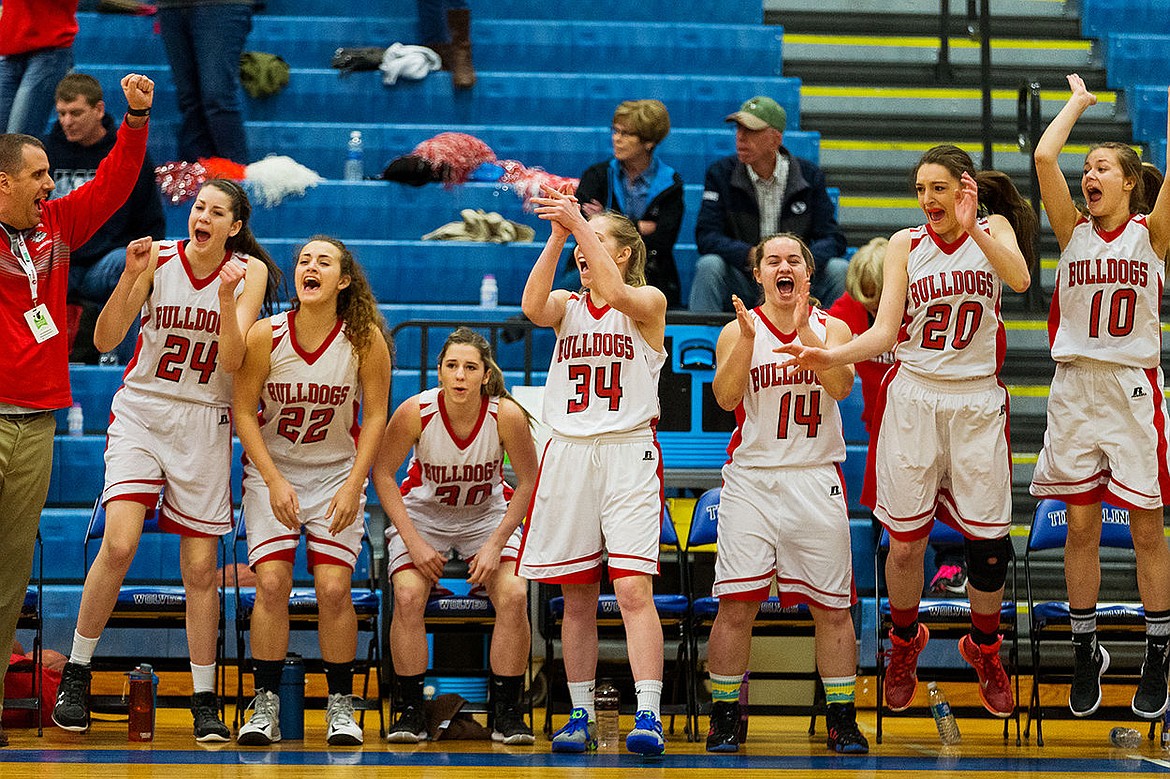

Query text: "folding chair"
[1025, 499, 1154, 746]
[874, 521, 1021, 744]
[539, 505, 693, 740]
[84, 497, 228, 711]
[685, 487, 834, 741]
[232, 509, 384, 736]
[8, 532, 44, 735]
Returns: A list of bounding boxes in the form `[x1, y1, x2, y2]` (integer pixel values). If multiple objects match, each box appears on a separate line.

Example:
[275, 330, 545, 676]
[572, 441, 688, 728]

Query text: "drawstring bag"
[331, 47, 386, 75]
[239, 51, 290, 99]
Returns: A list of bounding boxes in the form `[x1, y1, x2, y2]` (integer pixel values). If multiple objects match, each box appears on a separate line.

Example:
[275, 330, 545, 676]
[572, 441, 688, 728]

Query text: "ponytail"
[975, 169, 1038, 270]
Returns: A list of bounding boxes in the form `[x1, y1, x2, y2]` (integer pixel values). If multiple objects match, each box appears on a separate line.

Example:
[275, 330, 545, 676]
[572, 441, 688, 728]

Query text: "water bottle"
[1162, 709, 1170, 751]
[68, 403, 84, 437]
[126, 663, 157, 742]
[278, 654, 305, 740]
[736, 671, 750, 744]
[1111, 726, 1143, 748]
[343, 130, 364, 181]
[594, 681, 620, 752]
[479, 273, 498, 308]
[927, 682, 961, 745]
[99, 351, 118, 367]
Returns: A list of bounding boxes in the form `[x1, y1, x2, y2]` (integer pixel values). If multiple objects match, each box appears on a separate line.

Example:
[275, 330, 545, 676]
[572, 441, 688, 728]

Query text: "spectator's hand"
[267, 474, 301, 530]
[1065, 73, 1096, 109]
[121, 74, 155, 110]
[217, 260, 246, 303]
[581, 198, 603, 218]
[955, 171, 979, 234]
[731, 294, 755, 340]
[124, 237, 152, 278]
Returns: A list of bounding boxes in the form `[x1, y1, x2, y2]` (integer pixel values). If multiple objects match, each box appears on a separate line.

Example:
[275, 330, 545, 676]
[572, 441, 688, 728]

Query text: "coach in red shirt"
[0, 73, 153, 746]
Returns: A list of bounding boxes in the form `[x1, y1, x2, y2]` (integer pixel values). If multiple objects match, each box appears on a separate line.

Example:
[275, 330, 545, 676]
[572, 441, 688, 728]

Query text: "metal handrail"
[937, 0, 994, 168]
[1017, 79, 1044, 311]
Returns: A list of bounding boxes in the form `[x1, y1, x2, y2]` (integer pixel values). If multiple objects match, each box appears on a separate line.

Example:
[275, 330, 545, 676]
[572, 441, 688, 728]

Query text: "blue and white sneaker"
[551, 707, 596, 753]
[625, 709, 666, 756]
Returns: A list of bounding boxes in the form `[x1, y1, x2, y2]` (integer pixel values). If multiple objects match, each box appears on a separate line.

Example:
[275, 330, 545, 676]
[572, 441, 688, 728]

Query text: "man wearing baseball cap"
[689, 95, 847, 311]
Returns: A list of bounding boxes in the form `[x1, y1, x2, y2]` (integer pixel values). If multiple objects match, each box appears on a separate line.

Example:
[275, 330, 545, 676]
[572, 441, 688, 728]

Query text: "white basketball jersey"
[254, 310, 361, 468]
[1049, 215, 1164, 369]
[727, 307, 846, 468]
[400, 387, 510, 531]
[121, 239, 247, 406]
[897, 220, 1005, 380]
[542, 293, 666, 436]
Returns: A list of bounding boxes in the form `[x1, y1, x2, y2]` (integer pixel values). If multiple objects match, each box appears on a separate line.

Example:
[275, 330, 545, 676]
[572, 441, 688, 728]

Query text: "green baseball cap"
[725, 96, 786, 132]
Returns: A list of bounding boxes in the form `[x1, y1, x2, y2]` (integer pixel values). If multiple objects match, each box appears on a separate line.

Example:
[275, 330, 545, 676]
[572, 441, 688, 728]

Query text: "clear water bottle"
[927, 682, 961, 745]
[99, 351, 117, 366]
[1111, 726, 1143, 748]
[479, 273, 498, 308]
[594, 681, 620, 752]
[343, 130, 364, 181]
[736, 671, 750, 744]
[68, 403, 84, 437]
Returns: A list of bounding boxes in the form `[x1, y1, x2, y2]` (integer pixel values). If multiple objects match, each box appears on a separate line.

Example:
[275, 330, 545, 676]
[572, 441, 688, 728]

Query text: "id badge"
[24, 303, 59, 343]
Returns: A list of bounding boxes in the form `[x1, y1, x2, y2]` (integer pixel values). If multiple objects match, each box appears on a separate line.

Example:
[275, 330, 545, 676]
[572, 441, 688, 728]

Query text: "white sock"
[567, 680, 596, 718]
[68, 631, 101, 666]
[635, 679, 663, 718]
[190, 662, 217, 694]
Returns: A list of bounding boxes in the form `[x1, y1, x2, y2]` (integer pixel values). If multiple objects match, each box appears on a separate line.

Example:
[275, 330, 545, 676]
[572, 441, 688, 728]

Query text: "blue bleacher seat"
[1082, 0, 1170, 38]
[1104, 34, 1170, 90]
[1128, 84, 1169, 145]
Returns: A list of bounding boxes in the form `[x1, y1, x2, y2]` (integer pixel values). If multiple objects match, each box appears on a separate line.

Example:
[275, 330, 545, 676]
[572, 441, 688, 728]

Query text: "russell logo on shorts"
[1132, 386, 1147, 399]
[829, 485, 841, 497]
[643, 450, 654, 460]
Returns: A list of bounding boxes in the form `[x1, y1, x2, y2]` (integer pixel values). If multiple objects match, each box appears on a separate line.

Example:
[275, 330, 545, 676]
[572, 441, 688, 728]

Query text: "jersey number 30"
[567, 362, 624, 413]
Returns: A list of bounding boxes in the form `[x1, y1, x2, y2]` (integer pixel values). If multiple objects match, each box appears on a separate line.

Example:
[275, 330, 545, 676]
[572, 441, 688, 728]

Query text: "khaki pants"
[0, 412, 54, 707]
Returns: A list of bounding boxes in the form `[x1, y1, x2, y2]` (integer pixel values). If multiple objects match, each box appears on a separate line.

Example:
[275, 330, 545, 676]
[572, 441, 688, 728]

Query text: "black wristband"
[126, 107, 150, 117]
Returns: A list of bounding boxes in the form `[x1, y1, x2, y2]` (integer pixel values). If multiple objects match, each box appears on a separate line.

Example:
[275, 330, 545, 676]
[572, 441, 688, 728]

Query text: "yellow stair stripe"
[783, 33, 1090, 51]
[820, 139, 1097, 155]
[802, 85, 1117, 103]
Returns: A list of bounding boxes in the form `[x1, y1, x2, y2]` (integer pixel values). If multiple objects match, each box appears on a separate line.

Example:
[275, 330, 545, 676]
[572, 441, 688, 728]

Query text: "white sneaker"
[326, 693, 364, 746]
[237, 690, 281, 746]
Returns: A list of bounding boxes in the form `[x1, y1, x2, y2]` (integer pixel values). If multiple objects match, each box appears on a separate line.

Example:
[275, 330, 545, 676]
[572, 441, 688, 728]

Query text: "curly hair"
[292, 235, 390, 365]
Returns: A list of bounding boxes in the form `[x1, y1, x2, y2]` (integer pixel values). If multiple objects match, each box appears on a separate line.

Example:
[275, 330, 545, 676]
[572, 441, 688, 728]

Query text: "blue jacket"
[695, 147, 845, 276]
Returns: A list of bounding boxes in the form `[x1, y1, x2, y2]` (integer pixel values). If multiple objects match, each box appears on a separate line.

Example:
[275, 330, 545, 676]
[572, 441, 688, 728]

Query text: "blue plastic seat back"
[1029, 499, 1133, 552]
[87, 496, 162, 540]
[687, 487, 722, 548]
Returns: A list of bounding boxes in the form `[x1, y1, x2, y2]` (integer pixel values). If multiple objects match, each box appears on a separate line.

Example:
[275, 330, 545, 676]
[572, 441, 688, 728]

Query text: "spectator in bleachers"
[157, 0, 252, 163]
[1030, 74, 1170, 720]
[779, 144, 1036, 722]
[373, 327, 537, 747]
[0, 72, 154, 749]
[233, 236, 391, 747]
[704, 233, 866, 755]
[52, 179, 282, 742]
[0, 0, 79, 136]
[419, 0, 475, 90]
[690, 96, 848, 312]
[44, 73, 167, 364]
[558, 100, 685, 308]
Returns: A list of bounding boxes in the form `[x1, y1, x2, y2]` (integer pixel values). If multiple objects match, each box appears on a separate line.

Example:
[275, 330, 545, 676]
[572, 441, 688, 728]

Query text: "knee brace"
[964, 536, 1012, 592]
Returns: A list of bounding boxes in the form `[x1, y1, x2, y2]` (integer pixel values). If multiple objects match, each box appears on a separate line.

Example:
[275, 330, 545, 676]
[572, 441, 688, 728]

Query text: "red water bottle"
[127, 664, 157, 742]
[736, 671, 750, 744]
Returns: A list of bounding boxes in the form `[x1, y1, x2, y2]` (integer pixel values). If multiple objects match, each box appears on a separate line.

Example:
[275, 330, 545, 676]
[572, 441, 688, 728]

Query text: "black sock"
[252, 658, 284, 694]
[397, 673, 426, 709]
[491, 674, 525, 708]
[324, 661, 354, 697]
[892, 621, 920, 643]
[970, 627, 1000, 646]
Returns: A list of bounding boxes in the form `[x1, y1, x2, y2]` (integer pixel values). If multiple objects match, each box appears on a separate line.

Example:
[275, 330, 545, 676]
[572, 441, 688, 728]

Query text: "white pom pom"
[243, 155, 324, 207]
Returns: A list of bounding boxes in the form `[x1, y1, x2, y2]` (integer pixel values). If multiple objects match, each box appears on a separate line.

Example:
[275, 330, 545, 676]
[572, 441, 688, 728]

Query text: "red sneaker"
[884, 624, 929, 711]
[958, 634, 1014, 718]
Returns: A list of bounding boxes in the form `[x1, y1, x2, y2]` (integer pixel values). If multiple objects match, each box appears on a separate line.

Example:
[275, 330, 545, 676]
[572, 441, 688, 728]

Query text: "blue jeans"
[418, 0, 469, 43]
[158, 4, 251, 163]
[0, 46, 74, 136]
[70, 248, 137, 363]
[687, 253, 849, 312]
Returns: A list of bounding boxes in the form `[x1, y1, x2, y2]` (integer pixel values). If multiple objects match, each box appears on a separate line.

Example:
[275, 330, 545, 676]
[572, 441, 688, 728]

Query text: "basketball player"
[374, 327, 538, 746]
[519, 185, 669, 756]
[233, 236, 391, 746]
[1030, 75, 1170, 719]
[704, 233, 867, 754]
[52, 180, 281, 741]
[780, 145, 1036, 721]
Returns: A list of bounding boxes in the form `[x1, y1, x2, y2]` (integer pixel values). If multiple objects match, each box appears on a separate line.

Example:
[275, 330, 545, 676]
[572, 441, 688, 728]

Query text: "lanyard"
[4, 228, 37, 304]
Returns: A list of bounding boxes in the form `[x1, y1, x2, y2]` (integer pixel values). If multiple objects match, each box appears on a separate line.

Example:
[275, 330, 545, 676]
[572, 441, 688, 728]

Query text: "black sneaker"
[385, 704, 428, 743]
[705, 701, 739, 753]
[826, 702, 869, 754]
[1132, 641, 1170, 719]
[1069, 640, 1109, 717]
[491, 702, 535, 745]
[191, 692, 231, 742]
[52, 661, 92, 732]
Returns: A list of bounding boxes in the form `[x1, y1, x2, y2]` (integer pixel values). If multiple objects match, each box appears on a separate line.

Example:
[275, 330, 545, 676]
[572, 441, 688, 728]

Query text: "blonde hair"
[846, 237, 888, 311]
[590, 212, 647, 287]
[612, 99, 671, 147]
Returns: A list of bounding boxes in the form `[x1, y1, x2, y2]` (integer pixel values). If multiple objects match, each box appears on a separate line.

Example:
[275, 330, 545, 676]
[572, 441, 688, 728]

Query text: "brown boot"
[446, 7, 476, 89]
[426, 41, 452, 70]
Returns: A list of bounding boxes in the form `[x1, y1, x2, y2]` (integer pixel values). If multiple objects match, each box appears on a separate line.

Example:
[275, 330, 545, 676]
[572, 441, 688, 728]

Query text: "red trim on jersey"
[515, 439, 552, 564]
[539, 567, 603, 585]
[251, 533, 300, 559]
[271, 330, 285, 352]
[719, 585, 772, 602]
[583, 291, 611, 320]
[253, 548, 298, 567]
[162, 495, 230, 532]
[158, 512, 220, 538]
[1094, 213, 1141, 243]
[880, 517, 938, 543]
[176, 240, 233, 291]
[1146, 367, 1170, 504]
[726, 402, 746, 463]
[306, 549, 354, 572]
[1108, 474, 1161, 501]
[524, 549, 604, 569]
[754, 306, 799, 344]
[349, 398, 361, 446]
[609, 568, 650, 581]
[399, 457, 424, 496]
[925, 221, 980, 255]
[438, 391, 488, 450]
[104, 492, 161, 509]
[719, 571, 776, 588]
[862, 362, 901, 510]
[287, 309, 344, 365]
[775, 574, 858, 607]
[1048, 265, 1063, 349]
